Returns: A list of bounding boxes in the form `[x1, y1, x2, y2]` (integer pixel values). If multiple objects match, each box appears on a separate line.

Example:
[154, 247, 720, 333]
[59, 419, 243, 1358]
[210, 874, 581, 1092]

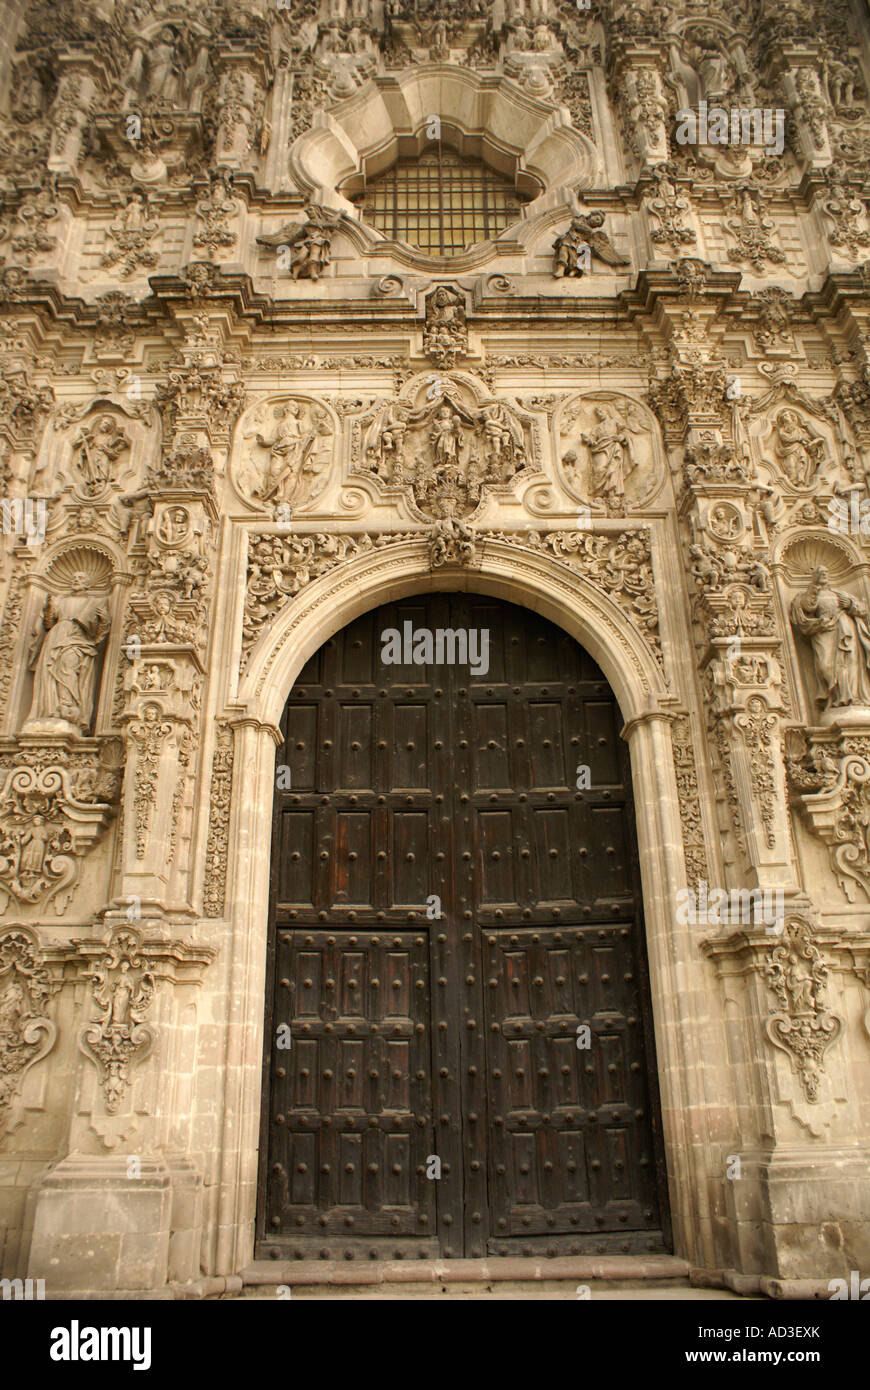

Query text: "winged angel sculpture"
[256, 207, 344, 281]
[552, 212, 629, 278]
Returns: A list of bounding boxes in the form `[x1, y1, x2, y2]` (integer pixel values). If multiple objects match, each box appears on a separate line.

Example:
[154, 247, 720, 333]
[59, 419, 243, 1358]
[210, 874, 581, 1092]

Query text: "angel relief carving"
[71, 414, 130, 499]
[235, 398, 335, 517]
[552, 212, 629, 278]
[558, 394, 661, 517]
[356, 380, 535, 520]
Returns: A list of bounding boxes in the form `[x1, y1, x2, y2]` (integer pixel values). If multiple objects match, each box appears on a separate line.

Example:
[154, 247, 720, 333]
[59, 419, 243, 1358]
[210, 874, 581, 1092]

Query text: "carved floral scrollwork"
[0, 927, 57, 1139]
[734, 695, 780, 851]
[241, 526, 662, 678]
[203, 722, 234, 919]
[765, 918, 843, 1103]
[78, 928, 155, 1115]
[787, 735, 870, 904]
[0, 763, 117, 914]
[126, 705, 174, 859]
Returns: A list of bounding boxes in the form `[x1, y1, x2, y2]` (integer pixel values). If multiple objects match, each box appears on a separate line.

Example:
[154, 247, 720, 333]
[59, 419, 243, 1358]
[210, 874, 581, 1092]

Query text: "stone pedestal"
[27, 1154, 172, 1294]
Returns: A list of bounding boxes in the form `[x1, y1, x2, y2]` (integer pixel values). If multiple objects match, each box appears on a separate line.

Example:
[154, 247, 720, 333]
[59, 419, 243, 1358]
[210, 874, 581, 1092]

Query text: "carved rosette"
[0, 927, 58, 1139]
[765, 919, 843, 1103]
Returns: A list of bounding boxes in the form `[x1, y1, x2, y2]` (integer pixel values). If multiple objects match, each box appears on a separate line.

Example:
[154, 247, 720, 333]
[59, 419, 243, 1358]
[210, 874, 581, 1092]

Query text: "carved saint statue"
[553, 212, 629, 278]
[122, 27, 193, 107]
[72, 415, 130, 497]
[429, 404, 463, 470]
[770, 409, 827, 488]
[790, 567, 870, 710]
[581, 407, 637, 512]
[255, 402, 318, 508]
[25, 572, 110, 733]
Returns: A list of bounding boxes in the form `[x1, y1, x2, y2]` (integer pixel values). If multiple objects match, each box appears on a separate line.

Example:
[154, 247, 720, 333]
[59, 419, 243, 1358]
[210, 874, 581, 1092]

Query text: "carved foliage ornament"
[78, 928, 155, 1116]
[0, 764, 117, 914]
[0, 928, 57, 1139]
[242, 526, 662, 675]
[765, 918, 842, 1103]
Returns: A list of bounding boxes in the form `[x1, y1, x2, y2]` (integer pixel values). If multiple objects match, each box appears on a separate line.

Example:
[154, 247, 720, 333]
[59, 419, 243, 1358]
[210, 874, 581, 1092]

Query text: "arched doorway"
[255, 592, 670, 1260]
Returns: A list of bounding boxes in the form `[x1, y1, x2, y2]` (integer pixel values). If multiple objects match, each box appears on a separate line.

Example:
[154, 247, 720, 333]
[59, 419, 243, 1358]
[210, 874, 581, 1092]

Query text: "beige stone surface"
[0, 0, 868, 1300]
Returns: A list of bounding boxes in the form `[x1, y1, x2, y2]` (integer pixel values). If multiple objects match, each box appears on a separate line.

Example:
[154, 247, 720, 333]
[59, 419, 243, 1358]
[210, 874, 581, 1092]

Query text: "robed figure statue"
[25, 572, 110, 733]
[790, 566, 870, 710]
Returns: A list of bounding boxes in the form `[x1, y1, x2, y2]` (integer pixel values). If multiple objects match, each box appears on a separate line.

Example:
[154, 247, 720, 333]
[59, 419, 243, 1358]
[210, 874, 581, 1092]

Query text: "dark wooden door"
[256, 594, 670, 1261]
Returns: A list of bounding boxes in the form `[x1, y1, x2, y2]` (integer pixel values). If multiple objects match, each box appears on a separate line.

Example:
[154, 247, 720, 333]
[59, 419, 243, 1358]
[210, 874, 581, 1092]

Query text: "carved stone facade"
[0, 0, 869, 1300]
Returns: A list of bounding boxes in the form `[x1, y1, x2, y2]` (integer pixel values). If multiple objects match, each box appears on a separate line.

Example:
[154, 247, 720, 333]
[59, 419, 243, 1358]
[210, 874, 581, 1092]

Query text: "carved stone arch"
[239, 536, 669, 725]
[288, 67, 600, 268]
[214, 536, 715, 1274]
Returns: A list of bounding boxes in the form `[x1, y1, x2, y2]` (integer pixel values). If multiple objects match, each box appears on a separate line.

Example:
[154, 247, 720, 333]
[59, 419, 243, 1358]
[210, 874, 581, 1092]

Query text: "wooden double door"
[256, 593, 670, 1260]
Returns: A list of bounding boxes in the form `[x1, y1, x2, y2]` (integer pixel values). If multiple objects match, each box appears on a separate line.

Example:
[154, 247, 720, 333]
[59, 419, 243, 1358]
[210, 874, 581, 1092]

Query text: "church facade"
[1, 0, 869, 1297]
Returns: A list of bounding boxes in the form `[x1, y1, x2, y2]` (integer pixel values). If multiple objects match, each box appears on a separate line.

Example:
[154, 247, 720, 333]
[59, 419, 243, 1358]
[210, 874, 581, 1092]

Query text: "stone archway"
[211, 537, 714, 1277]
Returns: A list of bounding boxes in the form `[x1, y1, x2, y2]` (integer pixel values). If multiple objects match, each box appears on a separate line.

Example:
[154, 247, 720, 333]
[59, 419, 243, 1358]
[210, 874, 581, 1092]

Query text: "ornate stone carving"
[126, 704, 176, 859]
[193, 169, 238, 256]
[357, 382, 535, 520]
[70, 414, 131, 500]
[647, 165, 696, 254]
[721, 185, 786, 272]
[78, 928, 156, 1115]
[790, 568, 870, 713]
[486, 528, 663, 670]
[429, 515, 477, 568]
[242, 526, 660, 674]
[0, 761, 117, 914]
[423, 287, 467, 369]
[100, 189, 160, 279]
[765, 918, 843, 1103]
[671, 714, 709, 890]
[734, 695, 780, 851]
[24, 568, 111, 737]
[558, 392, 661, 516]
[203, 722, 233, 919]
[242, 532, 397, 667]
[750, 287, 797, 355]
[235, 398, 335, 517]
[0, 358, 54, 440]
[122, 25, 206, 110]
[552, 211, 629, 278]
[821, 168, 870, 261]
[256, 206, 343, 280]
[0, 927, 57, 1139]
[788, 732, 870, 904]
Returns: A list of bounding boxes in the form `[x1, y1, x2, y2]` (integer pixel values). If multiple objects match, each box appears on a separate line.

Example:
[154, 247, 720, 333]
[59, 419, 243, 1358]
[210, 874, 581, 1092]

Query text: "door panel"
[256, 594, 670, 1260]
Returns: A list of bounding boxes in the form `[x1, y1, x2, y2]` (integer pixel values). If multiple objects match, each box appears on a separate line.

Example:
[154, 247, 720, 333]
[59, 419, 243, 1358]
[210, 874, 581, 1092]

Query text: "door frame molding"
[212, 537, 711, 1276]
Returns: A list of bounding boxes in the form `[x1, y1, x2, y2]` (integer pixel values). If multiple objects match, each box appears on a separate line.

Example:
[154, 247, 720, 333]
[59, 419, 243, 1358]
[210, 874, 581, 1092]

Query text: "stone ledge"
[239, 1254, 691, 1286]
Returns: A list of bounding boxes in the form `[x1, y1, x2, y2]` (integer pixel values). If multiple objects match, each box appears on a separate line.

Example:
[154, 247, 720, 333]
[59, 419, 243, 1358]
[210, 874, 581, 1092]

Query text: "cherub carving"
[256, 207, 343, 281]
[552, 213, 629, 278]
